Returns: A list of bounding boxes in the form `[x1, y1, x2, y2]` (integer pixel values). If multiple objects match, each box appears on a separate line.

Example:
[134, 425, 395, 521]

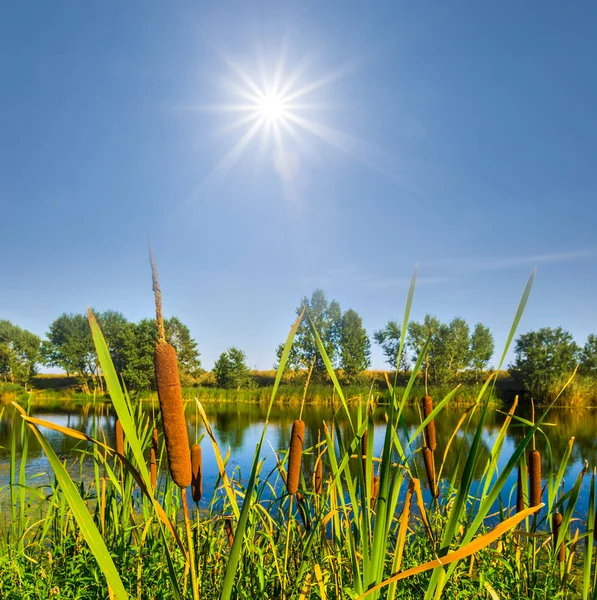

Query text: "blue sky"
[1, 2, 596, 370]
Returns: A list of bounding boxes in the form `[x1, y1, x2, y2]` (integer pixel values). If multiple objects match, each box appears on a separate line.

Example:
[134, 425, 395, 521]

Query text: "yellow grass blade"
[356, 504, 543, 599]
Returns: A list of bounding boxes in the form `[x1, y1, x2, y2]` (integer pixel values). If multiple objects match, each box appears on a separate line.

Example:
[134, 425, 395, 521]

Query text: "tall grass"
[1, 268, 596, 599]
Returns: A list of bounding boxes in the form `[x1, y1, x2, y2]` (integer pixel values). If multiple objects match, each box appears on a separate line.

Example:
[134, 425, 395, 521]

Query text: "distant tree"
[0, 320, 41, 387]
[510, 327, 580, 396]
[373, 321, 410, 371]
[276, 290, 342, 379]
[214, 347, 254, 389]
[339, 309, 371, 382]
[580, 334, 597, 376]
[469, 323, 494, 380]
[408, 315, 441, 382]
[164, 317, 202, 383]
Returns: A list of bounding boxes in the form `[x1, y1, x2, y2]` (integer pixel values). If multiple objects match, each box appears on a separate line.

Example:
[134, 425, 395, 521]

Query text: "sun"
[256, 93, 286, 122]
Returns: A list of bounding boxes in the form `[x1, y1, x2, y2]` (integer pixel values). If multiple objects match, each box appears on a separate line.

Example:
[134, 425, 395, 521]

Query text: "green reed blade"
[584, 469, 595, 600]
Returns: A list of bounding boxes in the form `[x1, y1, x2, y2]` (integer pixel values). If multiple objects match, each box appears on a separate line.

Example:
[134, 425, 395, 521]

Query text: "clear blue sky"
[1, 2, 596, 370]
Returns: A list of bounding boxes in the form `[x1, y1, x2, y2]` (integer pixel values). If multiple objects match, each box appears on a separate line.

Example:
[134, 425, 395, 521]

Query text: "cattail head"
[152, 428, 159, 453]
[529, 449, 542, 507]
[224, 518, 234, 548]
[286, 419, 305, 496]
[191, 443, 202, 504]
[115, 419, 124, 455]
[314, 455, 323, 495]
[516, 463, 525, 513]
[150, 446, 157, 491]
[423, 447, 438, 499]
[552, 511, 565, 562]
[422, 395, 437, 452]
[154, 341, 192, 489]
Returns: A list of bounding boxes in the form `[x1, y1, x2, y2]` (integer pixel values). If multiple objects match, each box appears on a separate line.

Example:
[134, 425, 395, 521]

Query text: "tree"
[0, 320, 41, 387]
[580, 334, 597, 376]
[214, 347, 254, 389]
[165, 317, 202, 383]
[373, 321, 409, 371]
[469, 323, 494, 380]
[510, 327, 580, 396]
[408, 315, 441, 381]
[276, 290, 342, 379]
[339, 309, 371, 382]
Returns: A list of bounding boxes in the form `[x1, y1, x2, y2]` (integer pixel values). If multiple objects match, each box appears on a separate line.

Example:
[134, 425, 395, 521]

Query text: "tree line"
[1, 290, 596, 396]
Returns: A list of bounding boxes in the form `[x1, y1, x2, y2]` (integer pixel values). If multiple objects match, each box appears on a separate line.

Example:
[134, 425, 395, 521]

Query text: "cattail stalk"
[115, 419, 124, 455]
[529, 449, 542, 507]
[361, 429, 368, 479]
[552, 511, 565, 562]
[516, 463, 525, 513]
[287, 419, 305, 495]
[191, 444, 202, 503]
[423, 447, 438, 499]
[422, 395, 437, 452]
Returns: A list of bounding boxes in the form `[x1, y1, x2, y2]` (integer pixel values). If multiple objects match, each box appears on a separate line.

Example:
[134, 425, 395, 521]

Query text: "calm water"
[1, 400, 596, 515]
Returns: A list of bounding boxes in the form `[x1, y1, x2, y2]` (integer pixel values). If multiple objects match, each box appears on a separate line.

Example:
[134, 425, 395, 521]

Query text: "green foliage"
[373, 320, 409, 371]
[339, 308, 371, 382]
[510, 327, 580, 395]
[213, 347, 254, 389]
[580, 334, 597, 376]
[469, 323, 494, 379]
[0, 320, 41, 386]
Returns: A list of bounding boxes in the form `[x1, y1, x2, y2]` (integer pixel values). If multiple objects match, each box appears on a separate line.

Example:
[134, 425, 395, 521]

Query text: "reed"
[150, 428, 158, 490]
[115, 419, 124, 455]
[314, 454, 323, 495]
[529, 449, 542, 507]
[423, 447, 438, 499]
[191, 443, 202, 503]
[422, 395, 437, 452]
[286, 419, 304, 496]
[516, 463, 525, 513]
[552, 511, 565, 562]
[361, 429, 368, 478]
[224, 518, 234, 548]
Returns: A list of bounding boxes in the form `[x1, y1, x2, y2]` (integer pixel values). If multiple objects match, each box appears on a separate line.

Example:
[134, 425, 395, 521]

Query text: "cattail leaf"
[357, 503, 542, 599]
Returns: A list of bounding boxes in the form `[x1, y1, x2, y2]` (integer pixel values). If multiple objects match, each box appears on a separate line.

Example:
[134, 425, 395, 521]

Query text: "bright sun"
[257, 93, 286, 122]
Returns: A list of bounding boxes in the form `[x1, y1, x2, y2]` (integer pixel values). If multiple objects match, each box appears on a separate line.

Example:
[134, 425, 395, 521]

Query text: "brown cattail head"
[224, 518, 234, 548]
[552, 512, 565, 562]
[286, 419, 305, 495]
[154, 341, 192, 489]
[516, 463, 525, 513]
[115, 419, 124, 455]
[150, 447, 157, 490]
[422, 395, 437, 452]
[529, 450, 542, 507]
[152, 428, 159, 452]
[423, 447, 438, 499]
[314, 455, 323, 495]
[191, 443, 202, 503]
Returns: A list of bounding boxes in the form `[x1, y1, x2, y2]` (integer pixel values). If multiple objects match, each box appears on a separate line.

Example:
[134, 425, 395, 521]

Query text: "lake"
[1, 399, 595, 516]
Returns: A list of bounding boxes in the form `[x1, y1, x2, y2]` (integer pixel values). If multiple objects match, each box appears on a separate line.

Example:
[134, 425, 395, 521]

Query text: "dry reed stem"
[516, 463, 525, 513]
[529, 449, 542, 507]
[191, 443, 202, 503]
[287, 419, 305, 495]
[224, 518, 234, 548]
[154, 341, 192, 489]
[423, 447, 438, 499]
[115, 419, 124, 455]
[422, 395, 437, 452]
[552, 511, 565, 562]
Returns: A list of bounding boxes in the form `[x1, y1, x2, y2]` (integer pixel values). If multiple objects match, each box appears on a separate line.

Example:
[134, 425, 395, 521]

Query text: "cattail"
[516, 463, 525, 513]
[191, 443, 202, 503]
[552, 512, 565, 562]
[224, 518, 234, 548]
[150, 428, 158, 490]
[371, 475, 380, 506]
[286, 419, 305, 496]
[115, 419, 124, 455]
[361, 429, 368, 477]
[529, 449, 542, 507]
[422, 395, 437, 452]
[423, 447, 438, 498]
[154, 341, 192, 489]
[314, 455, 323, 495]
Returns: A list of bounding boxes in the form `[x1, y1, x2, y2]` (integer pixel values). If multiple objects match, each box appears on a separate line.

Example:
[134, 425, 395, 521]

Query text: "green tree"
[0, 320, 41, 387]
[165, 317, 202, 383]
[373, 321, 409, 371]
[469, 323, 494, 380]
[276, 290, 342, 379]
[339, 309, 371, 382]
[408, 315, 441, 381]
[580, 334, 597, 376]
[214, 347, 254, 389]
[510, 327, 580, 396]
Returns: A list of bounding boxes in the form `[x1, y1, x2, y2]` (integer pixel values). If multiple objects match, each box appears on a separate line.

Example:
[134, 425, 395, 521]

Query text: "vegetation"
[0, 320, 41, 387]
[2, 269, 596, 599]
[213, 347, 254, 389]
